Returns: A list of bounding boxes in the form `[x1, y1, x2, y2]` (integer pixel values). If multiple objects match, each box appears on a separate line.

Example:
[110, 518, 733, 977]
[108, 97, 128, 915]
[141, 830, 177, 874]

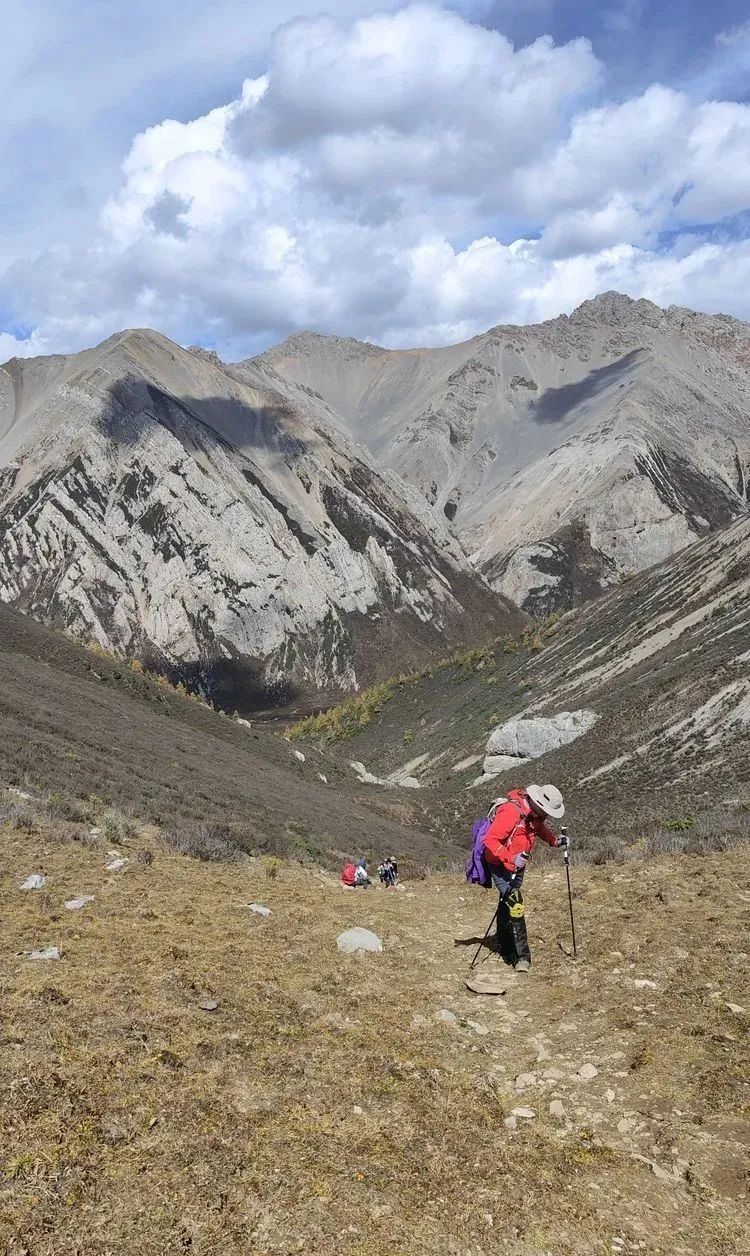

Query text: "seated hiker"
[341, 861, 357, 888]
[354, 858, 371, 888]
[482, 784, 568, 973]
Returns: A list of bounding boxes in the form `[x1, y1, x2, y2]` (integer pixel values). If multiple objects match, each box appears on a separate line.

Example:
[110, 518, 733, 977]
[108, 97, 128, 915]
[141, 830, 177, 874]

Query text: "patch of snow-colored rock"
[487, 710, 598, 760]
[248, 903, 271, 918]
[20, 874, 46, 891]
[64, 895, 95, 910]
[336, 928, 383, 954]
[25, 946, 61, 961]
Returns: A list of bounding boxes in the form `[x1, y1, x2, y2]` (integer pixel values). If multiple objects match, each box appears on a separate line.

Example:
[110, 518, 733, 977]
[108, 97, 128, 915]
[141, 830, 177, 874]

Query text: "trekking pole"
[469, 904, 499, 969]
[561, 826, 578, 958]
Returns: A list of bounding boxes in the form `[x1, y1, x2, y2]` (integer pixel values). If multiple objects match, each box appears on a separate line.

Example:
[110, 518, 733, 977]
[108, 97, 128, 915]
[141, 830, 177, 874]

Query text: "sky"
[2, 0, 750, 360]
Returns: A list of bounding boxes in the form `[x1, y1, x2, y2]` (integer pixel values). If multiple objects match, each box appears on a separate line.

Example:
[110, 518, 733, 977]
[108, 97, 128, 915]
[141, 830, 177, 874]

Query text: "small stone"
[466, 1020, 490, 1036]
[434, 1009, 459, 1026]
[249, 903, 271, 918]
[578, 1063, 599, 1081]
[106, 855, 128, 872]
[336, 928, 383, 954]
[20, 874, 46, 891]
[542, 1067, 566, 1081]
[352, 1105, 364, 1115]
[26, 947, 61, 961]
[605, 1089, 616, 1103]
[89, 827, 102, 837]
[318, 773, 328, 784]
[632, 979, 658, 990]
[617, 1118, 636, 1134]
[293, 749, 306, 762]
[503, 1115, 517, 1130]
[64, 895, 95, 910]
[483, 1213, 493, 1228]
[198, 998, 219, 1012]
[726, 1002, 746, 1015]
[549, 1099, 566, 1119]
[515, 1072, 537, 1091]
[511, 1106, 536, 1119]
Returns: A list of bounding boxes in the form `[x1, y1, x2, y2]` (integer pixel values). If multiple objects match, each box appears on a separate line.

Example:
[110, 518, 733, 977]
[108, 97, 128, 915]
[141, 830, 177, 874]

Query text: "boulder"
[486, 709, 598, 761]
[20, 874, 46, 891]
[336, 928, 383, 954]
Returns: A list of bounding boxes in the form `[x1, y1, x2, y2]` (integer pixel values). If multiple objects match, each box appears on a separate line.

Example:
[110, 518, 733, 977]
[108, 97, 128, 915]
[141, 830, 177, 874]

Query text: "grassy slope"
[1, 815, 749, 1255]
[299, 519, 750, 853]
[0, 603, 456, 869]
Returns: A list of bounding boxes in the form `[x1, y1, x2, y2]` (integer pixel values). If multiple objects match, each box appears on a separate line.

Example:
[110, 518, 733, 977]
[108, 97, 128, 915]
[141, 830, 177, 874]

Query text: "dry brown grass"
[1, 811, 749, 1255]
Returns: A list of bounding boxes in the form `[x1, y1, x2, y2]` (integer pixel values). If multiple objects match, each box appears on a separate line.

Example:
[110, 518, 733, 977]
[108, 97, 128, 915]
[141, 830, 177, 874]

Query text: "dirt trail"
[1, 821, 748, 1255]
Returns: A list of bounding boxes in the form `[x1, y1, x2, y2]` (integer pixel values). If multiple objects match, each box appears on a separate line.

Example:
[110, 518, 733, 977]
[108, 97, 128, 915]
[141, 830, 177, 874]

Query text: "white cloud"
[2, 2, 750, 361]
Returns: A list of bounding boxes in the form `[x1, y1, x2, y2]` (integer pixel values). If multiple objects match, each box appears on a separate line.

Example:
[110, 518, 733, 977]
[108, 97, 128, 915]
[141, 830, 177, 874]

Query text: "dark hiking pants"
[491, 871, 531, 967]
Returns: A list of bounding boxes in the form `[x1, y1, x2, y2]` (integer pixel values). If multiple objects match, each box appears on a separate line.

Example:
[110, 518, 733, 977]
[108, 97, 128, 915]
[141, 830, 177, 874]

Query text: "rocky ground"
[1, 805, 748, 1255]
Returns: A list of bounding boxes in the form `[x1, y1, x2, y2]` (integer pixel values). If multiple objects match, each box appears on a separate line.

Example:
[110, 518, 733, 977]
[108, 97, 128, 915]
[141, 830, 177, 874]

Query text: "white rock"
[578, 1063, 599, 1081]
[617, 1118, 636, 1134]
[511, 1106, 536, 1119]
[318, 773, 328, 784]
[515, 1072, 537, 1091]
[248, 903, 271, 918]
[503, 1115, 517, 1130]
[26, 947, 61, 961]
[487, 710, 598, 760]
[20, 874, 46, 891]
[549, 1100, 566, 1119]
[352, 1105, 364, 1115]
[434, 1008, 459, 1027]
[605, 1089, 616, 1104]
[293, 750, 306, 762]
[336, 928, 383, 954]
[64, 895, 95, 910]
[466, 1020, 490, 1036]
[726, 1002, 746, 1015]
[632, 978, 658, 990]
[105, 856, 128, 872]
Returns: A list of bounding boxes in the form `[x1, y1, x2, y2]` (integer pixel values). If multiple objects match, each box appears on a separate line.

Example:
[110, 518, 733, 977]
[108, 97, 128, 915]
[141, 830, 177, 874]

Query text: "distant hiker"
[478, 784, 568, 973]
[341, 861, 357, 888]
[384, 856, 398, 888]
[378, 861, 388, 886]
[354, 858, 371, 888]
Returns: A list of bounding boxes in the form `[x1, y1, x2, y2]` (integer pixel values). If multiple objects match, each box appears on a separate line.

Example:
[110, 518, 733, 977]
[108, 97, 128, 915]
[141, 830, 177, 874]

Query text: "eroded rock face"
[256, 294, 750, 614]
[0, 331, 518, 707]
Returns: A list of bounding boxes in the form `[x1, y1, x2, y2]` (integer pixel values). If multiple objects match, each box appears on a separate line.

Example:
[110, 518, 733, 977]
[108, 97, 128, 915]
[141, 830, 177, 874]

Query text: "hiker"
[341, 860, 357, 888]
[384, 856, 398, 888]
[482, 784, 568, 973]
[354, 858, 371, 888]
[378, 861, 388, 886]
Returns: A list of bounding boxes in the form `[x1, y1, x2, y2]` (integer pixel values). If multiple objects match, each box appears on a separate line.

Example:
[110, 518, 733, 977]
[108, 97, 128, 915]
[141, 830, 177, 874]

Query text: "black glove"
[555, 833, 569, 850]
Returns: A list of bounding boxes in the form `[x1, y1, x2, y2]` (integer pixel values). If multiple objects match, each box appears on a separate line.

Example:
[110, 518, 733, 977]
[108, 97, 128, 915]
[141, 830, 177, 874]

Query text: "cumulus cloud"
[2, 2, 750, 360]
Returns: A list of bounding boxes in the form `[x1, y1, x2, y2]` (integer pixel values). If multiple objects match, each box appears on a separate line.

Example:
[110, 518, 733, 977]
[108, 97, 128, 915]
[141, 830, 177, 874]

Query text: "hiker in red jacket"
[482, 784, 568, 973]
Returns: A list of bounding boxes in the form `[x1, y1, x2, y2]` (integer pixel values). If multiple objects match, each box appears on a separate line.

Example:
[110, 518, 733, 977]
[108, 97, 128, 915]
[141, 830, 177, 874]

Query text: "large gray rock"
[336, 928, 383, 954]
[487, 710, 597, 760]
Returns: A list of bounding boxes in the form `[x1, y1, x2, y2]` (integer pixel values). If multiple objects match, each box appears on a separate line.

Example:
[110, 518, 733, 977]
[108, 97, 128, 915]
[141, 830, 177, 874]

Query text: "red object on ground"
[341, 862, 356, 886]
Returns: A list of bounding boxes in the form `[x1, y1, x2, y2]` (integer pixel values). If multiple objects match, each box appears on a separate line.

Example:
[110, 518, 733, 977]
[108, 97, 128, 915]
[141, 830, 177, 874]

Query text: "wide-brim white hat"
[526, 783, 565, 819]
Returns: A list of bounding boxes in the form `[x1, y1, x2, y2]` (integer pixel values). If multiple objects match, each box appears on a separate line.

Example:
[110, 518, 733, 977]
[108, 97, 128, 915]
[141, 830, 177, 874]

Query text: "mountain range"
[1, 291, 749, 707]
[254, 292, 750, 613]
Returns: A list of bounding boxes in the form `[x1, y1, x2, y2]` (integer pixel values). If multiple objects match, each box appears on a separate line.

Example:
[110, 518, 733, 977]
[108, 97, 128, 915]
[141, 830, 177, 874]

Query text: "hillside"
[291, 515, 750, 852]
[0, 602, 451, 869]
[0, 330, 518, 710]
[1, 813, 748, 1255]
[252, 293, 750, 613]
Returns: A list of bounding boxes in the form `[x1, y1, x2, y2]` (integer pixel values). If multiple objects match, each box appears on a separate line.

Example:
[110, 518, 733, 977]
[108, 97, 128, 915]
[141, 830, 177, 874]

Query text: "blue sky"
[2, 0, 750, 359]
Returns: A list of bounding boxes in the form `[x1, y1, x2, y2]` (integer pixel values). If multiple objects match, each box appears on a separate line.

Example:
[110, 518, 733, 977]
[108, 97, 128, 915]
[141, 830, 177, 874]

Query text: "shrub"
[0, 801, 37, 831]
[163, 822, 244, 863]
[46, 793, 90, 823]
[99, 808, 138, 844]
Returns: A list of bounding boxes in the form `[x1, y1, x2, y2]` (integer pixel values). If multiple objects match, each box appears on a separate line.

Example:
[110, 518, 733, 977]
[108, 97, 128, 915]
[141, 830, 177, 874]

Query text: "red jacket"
[482, 789, 558, 874]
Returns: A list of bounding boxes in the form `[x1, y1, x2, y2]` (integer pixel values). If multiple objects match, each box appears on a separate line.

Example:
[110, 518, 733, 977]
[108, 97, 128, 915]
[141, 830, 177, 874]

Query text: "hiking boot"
[514, 958, 531, 974]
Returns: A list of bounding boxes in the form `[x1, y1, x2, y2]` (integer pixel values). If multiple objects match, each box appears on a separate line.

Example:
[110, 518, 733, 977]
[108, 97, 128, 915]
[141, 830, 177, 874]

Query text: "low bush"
[163, 822, 245, 863]
[99, 808, 138, 844]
